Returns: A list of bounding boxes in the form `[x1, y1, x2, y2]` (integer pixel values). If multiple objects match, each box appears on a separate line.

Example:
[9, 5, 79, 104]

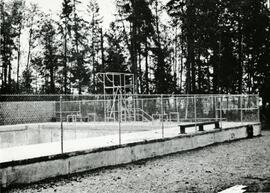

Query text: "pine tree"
[32, 18, 59, 94]
[0, 0, 20, 93]
[70, 0, 90, 94]
[20, 68, 34, 93]
[151, 0, 175, 93]
[105, 22, 128, 73]
[86, 0, 103, 93]
[116, 0, 155, 92]
[10, 0, 25, 93]
[0, 0, 13, 93]
[60, 0, 73, 94]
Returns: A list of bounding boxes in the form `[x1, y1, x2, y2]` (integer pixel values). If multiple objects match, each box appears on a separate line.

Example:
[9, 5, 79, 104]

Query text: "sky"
[27, 0, 116, 28]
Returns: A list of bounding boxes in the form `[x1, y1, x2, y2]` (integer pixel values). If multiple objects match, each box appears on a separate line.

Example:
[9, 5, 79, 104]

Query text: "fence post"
[118, 95, 122, 145]
[125, 96, 127, 122]
[161, 94, 164, 138]
[134, 95, 136, 122]
[104, 95, 107, 122]
[60, 95, 63, 154]
[257, 95, 260, 123]
[177, 96, 179, 123]
[215, 96, 218, 121]
[240, 95, 243, 125]
[194, 96, 197, 131]
[220, 96, 223, 128]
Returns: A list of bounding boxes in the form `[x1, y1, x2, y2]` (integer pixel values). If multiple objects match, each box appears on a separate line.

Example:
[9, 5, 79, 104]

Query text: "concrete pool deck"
[0, 122, 258, 163]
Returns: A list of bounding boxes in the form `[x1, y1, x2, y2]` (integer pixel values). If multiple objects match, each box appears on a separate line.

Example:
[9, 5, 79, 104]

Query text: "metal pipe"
[240, 95, 243, 125]
[161, 94, 164, 138]
[220, 96, 223, 128]
[257, 95, 260, 123]
[60, 95, 63, 153]
[103, 74, 106, 122]
[194, 96, 197, 131]
[118, 96, 121, 145]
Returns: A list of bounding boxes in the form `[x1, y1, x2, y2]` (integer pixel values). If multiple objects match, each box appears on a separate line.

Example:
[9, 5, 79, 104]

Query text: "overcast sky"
[27, 0, 116, 28]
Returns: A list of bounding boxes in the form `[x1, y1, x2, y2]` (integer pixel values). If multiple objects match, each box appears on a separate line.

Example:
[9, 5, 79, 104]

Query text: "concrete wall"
[0, 125, 60, 148]
[0, 123, 261, 188]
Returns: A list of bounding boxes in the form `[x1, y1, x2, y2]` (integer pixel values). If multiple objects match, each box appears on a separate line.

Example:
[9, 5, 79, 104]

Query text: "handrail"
[125, 108, 152, 122]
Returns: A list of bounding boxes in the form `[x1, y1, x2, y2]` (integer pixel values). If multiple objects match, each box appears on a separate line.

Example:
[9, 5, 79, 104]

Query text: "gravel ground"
[5, 130, 270, 193]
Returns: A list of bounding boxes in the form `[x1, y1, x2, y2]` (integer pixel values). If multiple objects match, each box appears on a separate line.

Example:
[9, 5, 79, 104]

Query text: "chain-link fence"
[0, 94, 260, 158]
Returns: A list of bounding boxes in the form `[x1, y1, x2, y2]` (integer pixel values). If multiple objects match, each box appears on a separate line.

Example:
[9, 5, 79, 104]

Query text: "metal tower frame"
[96, 72, 135, 96]
[96, 72, 135, 122]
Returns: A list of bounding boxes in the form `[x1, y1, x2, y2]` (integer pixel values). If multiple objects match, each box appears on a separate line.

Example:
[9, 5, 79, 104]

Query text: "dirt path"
[5, 131, 270, 193]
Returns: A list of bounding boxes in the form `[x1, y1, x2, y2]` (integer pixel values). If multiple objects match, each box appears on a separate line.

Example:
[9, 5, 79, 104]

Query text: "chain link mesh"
[0, 94, 260, 150]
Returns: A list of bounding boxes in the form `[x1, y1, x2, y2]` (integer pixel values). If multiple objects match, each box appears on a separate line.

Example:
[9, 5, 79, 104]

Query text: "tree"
[59, 0, 73, 94]
[86, 0, 103, 93]
[25, 3, 42, 70]
[105, 22, 128, 72]
[116, 0, 157, 93]
[9, 0, 25, 92]
[20, 68, 34, 93]
[115, 0, 177, 94]
[0, 0, 12, 93]
[70, 0, 90, 94]
[0, 0, 24, 93]
[240, 0, 270, 94]
[167, 0, 270, 96]
[167, 0, 219, 93]
[32, 18, 60, 94]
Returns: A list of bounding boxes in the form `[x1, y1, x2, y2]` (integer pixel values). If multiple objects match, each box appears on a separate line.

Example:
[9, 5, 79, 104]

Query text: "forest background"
[0, 0, 270, 123]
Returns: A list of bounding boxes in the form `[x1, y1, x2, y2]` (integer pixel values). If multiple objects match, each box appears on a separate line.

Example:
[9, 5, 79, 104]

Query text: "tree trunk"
[26, 28, 33, 69]
[155, 0, 160, 46]
[238, 18, 243, 94]
[179, 32, 184, 93]
[191, 55, 196, 93]
[8, 49, 11, 89]
[50, 65, 55, 93]
[145, 40, 149, 94]
[63, 21, 68, 94]
[212, 49, 218, 93]
[100, 28, 105, 72]
[76, 39, 81, 94]
[1, 1, 7, 92]
[130, 21, 137, 93]
[16, 25, 22, 93]
[186, 0, 195, 94]
[92, 14, 96, 93]
[73, 0, 81, 94]
[198, 54, 202, 92]
[174, 26, 178, 92]
[138, 51, 142, 94]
